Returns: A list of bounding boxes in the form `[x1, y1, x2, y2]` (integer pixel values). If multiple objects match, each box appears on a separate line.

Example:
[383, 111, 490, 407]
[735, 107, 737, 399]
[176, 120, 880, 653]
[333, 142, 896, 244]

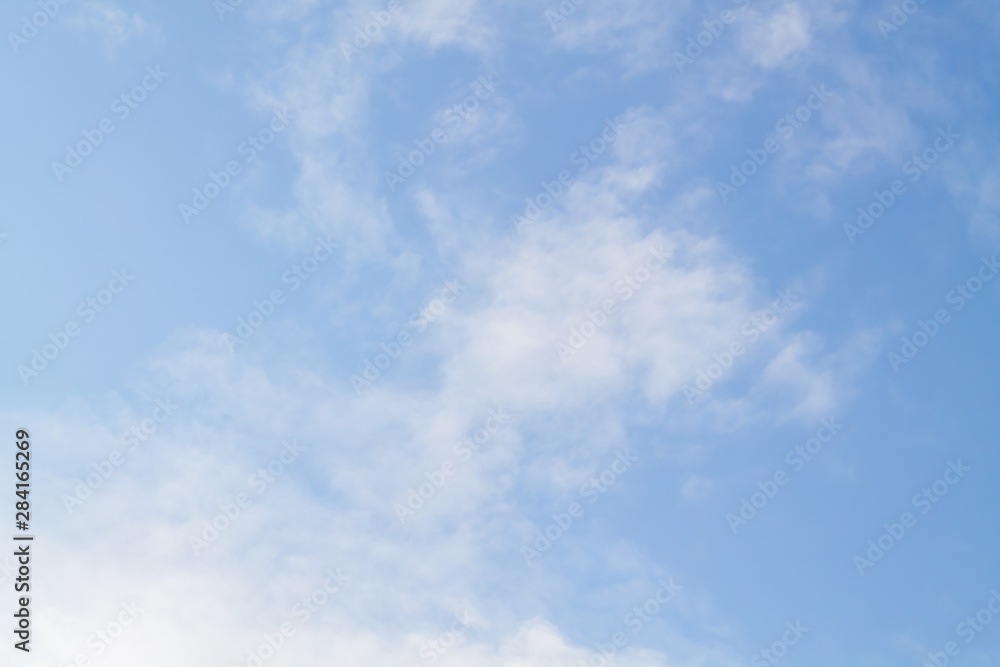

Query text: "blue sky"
[1, 0, 999, 665]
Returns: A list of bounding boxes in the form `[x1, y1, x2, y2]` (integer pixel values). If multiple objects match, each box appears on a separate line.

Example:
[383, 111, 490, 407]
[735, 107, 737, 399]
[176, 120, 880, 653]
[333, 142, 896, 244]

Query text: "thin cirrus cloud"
[2, 0, 999, 666]
[69, 0, 151, 58]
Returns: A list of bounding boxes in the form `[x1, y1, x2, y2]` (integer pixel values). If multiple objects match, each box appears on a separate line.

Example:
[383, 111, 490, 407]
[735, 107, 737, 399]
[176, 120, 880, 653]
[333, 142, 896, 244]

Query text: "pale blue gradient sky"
[1, 1, 999, 666]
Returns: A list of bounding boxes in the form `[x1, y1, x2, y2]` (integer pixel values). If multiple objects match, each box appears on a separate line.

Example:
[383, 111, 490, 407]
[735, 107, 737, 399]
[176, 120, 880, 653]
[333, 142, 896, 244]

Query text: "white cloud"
[549, 0, 687, 74]
[9, 95, 857, 665]
[738, 3, 812, 70]
[394, 0, 496, 53]
[10, 1, 904, 663]
[72, 1, 150, 58]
